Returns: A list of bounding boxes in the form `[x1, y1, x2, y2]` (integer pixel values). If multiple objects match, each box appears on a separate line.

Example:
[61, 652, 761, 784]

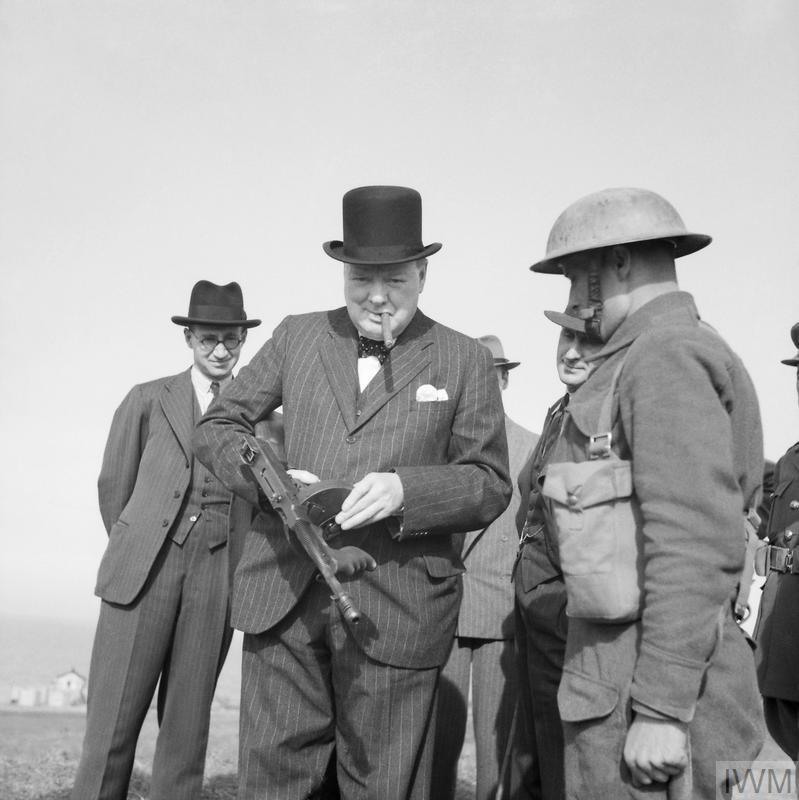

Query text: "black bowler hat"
[781, 322, 799, 367]
[323, 185, 442, 265]
[171, 280, 261, 328]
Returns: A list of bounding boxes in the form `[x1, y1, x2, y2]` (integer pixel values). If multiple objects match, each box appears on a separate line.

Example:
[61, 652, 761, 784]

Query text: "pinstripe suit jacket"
[456, 416, 538, 639]
[94, 369, 251, 605]
[193, 308, 511, 669]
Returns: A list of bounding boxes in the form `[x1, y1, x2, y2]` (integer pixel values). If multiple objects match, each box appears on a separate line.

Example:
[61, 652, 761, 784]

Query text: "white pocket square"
[416, 384, 448, 402]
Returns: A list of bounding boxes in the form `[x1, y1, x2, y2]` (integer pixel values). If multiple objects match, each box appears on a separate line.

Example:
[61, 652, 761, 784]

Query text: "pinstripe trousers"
[239, 580, 440, 800]
[71, 527, 233, 800]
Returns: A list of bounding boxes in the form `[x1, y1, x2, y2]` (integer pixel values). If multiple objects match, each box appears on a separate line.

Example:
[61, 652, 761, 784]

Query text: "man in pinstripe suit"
[71, 281, 258, 800]
[432, 335, 538, 800]
[193, 186, 511, 800]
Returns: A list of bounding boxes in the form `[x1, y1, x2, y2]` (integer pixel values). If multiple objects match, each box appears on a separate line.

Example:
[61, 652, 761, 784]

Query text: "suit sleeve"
[193, 318, 287, 505]
[622, 333, 756, 722]
[393, 342, 511, 535]
[97, 385, 150, 534]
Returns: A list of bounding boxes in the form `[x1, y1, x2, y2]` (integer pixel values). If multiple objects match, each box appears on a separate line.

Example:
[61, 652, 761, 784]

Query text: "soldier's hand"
[623, 714, 688, 787]
[335, 472, 404, 530]
[330, 546, 377, 577]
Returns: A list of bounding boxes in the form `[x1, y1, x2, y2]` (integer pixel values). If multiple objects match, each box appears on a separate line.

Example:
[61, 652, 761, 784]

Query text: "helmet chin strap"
[578, 260, 605, 343]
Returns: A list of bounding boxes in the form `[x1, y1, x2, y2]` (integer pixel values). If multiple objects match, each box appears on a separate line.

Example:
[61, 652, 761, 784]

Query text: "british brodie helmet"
[530, 187, 712, 341]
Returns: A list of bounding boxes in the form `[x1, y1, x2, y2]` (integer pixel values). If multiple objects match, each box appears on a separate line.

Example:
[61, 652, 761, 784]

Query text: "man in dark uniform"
[755, 321, 799, 759]
[512, 310, 602, 800]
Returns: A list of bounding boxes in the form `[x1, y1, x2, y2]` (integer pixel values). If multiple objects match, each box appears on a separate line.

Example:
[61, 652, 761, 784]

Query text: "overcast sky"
[1, 0, 797, 622]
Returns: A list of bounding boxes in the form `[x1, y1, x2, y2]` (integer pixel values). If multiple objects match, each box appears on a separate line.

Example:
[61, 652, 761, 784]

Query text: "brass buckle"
[588, 432, 612, 460]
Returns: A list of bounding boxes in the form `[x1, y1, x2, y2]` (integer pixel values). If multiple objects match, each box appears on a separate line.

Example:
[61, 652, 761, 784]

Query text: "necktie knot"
[358, 336, 390, 365]
[210, 381, 220, 398]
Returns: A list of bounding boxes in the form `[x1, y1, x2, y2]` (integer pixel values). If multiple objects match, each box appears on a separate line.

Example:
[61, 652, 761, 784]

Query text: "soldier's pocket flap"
[557, 668, 619, 722]
[542, 460, 633, 510]
[773, 478, 794, 498]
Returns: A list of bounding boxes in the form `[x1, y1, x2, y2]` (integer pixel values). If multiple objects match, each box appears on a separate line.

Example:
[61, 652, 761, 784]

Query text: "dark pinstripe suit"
[71, 369, 251, 800]
[193, 307, 511, 799]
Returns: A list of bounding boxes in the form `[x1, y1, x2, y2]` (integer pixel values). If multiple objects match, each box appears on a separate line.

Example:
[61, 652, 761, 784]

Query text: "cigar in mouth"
[381, 312, 395, 349]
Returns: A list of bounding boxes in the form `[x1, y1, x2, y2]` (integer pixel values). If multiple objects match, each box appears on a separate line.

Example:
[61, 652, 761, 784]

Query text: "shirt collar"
[190, 366, 233, 395]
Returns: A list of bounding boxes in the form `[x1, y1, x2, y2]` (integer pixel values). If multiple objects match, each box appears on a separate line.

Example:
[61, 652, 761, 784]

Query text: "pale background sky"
[1, 0, 797, 623]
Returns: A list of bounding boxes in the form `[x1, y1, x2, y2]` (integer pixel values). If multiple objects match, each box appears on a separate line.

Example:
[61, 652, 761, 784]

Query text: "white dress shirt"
[191, 367, 232, 415]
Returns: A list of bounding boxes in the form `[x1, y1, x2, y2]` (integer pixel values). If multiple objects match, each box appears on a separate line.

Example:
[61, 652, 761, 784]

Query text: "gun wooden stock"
[239, 438, 360, 624]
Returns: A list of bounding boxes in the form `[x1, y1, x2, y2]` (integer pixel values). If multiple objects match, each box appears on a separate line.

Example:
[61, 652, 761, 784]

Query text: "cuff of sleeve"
[630, 640, 708, 723]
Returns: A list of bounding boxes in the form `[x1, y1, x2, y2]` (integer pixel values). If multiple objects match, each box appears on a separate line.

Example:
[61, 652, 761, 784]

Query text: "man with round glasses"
[72, 280, 259, 800]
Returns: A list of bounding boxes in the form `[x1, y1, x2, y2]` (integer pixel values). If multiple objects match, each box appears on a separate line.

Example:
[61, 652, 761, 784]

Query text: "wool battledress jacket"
[548, 291, 764, 799]
[756, 442, 799, 701]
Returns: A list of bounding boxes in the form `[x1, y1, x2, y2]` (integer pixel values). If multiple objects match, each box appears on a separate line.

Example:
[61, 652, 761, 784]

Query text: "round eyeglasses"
[192, 334, 244, 353]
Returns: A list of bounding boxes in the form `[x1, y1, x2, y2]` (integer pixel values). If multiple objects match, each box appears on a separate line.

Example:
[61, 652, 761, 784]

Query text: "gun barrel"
[239, 437, 361, 624]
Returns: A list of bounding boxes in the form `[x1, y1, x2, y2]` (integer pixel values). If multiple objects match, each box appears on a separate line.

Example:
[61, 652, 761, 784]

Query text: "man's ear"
[184, 328, 193, 347]
[609, 245, 632, 281]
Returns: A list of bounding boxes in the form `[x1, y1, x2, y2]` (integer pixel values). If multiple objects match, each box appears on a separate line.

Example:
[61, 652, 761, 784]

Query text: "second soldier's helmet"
[531, 187, 712, 274]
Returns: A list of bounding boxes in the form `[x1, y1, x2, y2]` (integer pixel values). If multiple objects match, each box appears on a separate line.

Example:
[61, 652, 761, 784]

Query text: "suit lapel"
[161, 369, 195, 463]
[354, 311, 434, 432]
[319, 309, 360, 432]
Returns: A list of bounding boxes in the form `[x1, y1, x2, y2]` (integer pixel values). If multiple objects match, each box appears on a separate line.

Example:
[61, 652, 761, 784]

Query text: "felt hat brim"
[323, 241, 442, 265]
[171, 315, 261, 328]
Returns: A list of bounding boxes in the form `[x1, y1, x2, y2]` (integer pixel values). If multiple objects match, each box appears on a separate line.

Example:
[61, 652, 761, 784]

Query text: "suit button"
[173, 490, 181, 499]
[189, 514, 198, 523]
[201, 490, 208, 497]
[786, 530, 794, 541]
[205, 476, 212, 483]
[162, 519, 169, 527]
[790, 500, 799, 510]
[346, 436, 357, 444]
[355, 409, 362, 417]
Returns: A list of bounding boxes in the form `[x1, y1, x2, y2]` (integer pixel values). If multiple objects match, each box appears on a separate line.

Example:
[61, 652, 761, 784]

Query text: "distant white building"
[10, 667, 87, 707]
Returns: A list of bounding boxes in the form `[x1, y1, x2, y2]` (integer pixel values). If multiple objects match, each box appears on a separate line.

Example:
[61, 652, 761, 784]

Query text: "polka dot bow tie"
[358, 336, 390, 365]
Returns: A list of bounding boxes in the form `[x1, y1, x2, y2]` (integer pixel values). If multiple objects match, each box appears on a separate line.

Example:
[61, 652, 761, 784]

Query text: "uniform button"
[790, 500, 799, 510]
[501, 536, 508, 542]
[355, 409, 362, 417]
[567, 492, 579, 507]
[189, 514, 198, 523]
[173, 490, 181, 499]
[205, 476, 212, 483]
[786, 530, 794, 541]
[201, 490, 208, 497]
[346, 436, 357, 444]
[162, 519, 169, 527]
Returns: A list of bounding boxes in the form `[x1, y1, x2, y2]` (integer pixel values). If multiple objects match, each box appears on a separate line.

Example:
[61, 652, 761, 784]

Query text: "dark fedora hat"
[543, 305, 590, 334]
[171, 280, 261, 328]
[478, 335, 520, 370]
[781, 322, 799, 367]
[323, 185, 442, 265]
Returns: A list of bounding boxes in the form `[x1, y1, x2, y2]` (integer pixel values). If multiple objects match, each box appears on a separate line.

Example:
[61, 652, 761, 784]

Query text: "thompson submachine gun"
[239, 437, 361, 624]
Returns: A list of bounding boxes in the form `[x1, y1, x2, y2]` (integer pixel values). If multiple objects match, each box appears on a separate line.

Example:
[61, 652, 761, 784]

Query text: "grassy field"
[1, 704, 791, 799]
[0, 706, 475, 799]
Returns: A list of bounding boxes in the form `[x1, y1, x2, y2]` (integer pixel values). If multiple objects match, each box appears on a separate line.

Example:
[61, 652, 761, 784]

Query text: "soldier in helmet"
[755, 322, 799, 761]
[530, 188, 764, 799]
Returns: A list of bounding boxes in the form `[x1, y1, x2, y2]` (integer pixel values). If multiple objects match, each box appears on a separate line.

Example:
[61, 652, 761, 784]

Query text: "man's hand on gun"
[335, 473, 404, 530]
[287, 469, 378, 576]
